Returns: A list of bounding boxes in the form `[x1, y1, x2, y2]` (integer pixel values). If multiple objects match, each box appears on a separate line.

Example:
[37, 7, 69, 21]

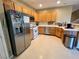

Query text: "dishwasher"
[45, 27, 50, 34]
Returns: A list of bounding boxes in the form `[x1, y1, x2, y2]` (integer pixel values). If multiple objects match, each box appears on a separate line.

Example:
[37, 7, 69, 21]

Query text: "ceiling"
[18, 0, 79, 10]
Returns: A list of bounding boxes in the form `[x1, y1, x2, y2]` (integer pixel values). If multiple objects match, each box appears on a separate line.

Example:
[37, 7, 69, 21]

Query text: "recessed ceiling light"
[57, 1, 60, 4]
[39, 4, 43, 7]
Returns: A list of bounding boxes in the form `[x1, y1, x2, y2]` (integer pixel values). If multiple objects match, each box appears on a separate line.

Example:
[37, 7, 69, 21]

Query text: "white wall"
[56, 6, 72, 23]
[0, 0, 10, 59]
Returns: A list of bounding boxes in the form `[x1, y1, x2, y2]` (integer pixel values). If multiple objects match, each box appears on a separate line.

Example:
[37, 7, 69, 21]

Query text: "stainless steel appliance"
[64, 35, 75, 49]
[76, 32, 79, 50]
[4, 10, 31, 56]
[63, 31, 77, 49]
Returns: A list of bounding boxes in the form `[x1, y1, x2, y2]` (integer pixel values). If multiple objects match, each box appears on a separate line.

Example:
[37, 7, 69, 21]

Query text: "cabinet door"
[3, 0, 14, 10]
[49, 27, 56, 35]
[14, 4, 22, 12]
[22, 6, 29, 15]
[34, 11, 38, 22]
[38, 11, 47, 22]
[46, 11, 52, 21]
[55, 27, 60, 37]
[22, 6, 28, 14]
[38, 27, 45, 34]
[60, 28, 64, 40]
[55, 27, 63, 38]
[52, 10, 57, 21]
[22, 6, 32, 15]
[27, 8, 32, 15]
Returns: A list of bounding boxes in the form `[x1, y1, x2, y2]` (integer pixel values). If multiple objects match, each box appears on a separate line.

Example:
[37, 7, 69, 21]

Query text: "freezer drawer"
[45, 27, 50, 34]
[15, 35, 25, 55]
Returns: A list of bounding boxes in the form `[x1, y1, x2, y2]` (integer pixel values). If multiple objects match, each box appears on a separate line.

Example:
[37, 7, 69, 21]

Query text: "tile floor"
[15, 35, 79, 59]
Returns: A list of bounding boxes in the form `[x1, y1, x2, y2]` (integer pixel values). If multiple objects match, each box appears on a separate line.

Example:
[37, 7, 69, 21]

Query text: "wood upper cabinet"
[3, 0, 14, 11]
[52, 10, 57, 21]
[34, 11, 38, 22]
[22, 6, 29, 14]
[14, 4, 22, 12]
[38, 10, 52, 22]
[22, 6, 31, 15]
[45, 10, 52, 21]
[38, 11, 47, 22]
[37, 10, 57, 22]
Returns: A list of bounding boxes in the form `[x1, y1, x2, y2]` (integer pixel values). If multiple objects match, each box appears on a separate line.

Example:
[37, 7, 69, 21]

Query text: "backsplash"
[30, 22, 36, 26]
[39, 22, 48, 25]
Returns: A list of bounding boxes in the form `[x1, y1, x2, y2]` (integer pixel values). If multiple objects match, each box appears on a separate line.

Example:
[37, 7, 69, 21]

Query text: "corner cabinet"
[55, 27, 64, 39]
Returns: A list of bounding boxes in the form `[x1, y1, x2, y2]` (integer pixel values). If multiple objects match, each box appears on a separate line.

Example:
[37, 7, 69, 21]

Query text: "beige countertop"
[38, 25, 79, 31]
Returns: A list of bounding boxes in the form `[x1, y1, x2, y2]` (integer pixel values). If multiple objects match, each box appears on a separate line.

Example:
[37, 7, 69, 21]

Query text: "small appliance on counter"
[36, 22, 39, 26]
[30, 16, 34, 22]
[66, 23, 74, 29]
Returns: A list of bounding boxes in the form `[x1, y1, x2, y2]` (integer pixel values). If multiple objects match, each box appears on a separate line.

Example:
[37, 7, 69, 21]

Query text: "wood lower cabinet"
[49, 27, 56, 36]
[38, 26, 64, 40]
[55, 27, 64, 40]
[38, 27, 45, 34]
[55, 27, 61, 38]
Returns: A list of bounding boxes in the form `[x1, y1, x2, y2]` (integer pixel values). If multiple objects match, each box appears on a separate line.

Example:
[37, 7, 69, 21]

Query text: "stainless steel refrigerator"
[4, 10, 31, 56]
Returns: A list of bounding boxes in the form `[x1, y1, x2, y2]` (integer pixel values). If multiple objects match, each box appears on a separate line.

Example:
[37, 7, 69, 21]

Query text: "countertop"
[38, 25, 79, 31]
